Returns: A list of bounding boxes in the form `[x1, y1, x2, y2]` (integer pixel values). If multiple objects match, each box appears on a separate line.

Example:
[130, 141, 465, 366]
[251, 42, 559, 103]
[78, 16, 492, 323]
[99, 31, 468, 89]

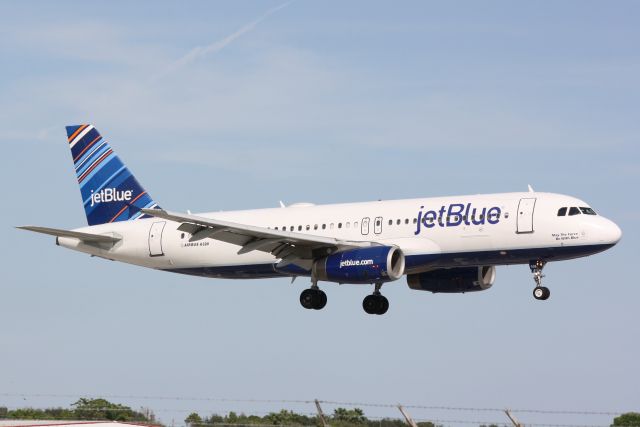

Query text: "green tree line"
[185, 407, 437, 427]
[1, 398, 638, 427]
[0, 398, 155, 423]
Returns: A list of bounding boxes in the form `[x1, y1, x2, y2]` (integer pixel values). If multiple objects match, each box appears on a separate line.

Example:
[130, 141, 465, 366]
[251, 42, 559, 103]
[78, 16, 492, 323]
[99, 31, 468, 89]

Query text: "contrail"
[152, 1, 293, 81]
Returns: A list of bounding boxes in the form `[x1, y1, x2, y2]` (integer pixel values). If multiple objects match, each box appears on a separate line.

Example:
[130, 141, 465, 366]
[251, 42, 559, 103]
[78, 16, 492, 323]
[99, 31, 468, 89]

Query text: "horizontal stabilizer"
[16, 226, 121, 243]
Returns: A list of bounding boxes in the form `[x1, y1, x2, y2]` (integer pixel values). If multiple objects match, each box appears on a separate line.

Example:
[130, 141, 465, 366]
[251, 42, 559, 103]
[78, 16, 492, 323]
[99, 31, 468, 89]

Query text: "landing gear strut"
[300, 281, 327, 310]
[363, 283, 389, 315]
[530, 260, 550, 301]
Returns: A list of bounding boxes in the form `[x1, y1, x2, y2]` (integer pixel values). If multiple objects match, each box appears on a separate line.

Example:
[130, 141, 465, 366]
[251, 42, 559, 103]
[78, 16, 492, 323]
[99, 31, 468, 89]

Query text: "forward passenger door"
[516, 198, 536, 233]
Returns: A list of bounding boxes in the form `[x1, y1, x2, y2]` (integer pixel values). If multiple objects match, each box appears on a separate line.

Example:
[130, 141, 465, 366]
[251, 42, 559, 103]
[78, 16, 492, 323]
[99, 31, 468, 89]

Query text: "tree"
[186, 412, 203, 426]
[71, 398, 148, 422]
[333, 407, 368, 424]
[612, 413, 640, 427]
[264, 409, 316, 426]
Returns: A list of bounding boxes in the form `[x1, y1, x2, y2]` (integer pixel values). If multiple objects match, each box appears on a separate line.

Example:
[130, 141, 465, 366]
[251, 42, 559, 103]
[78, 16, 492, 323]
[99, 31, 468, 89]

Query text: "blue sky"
[0, 1, 638, 426]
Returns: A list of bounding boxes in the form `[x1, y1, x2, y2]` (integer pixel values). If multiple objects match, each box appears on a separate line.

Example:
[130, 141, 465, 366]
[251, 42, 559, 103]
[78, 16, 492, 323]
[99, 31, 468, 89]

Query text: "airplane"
[17, 124, 622, 315]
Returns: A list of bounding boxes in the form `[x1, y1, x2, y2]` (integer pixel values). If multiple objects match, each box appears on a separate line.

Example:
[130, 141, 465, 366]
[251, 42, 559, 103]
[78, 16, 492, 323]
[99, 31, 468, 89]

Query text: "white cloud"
[152, 0, 294, 82]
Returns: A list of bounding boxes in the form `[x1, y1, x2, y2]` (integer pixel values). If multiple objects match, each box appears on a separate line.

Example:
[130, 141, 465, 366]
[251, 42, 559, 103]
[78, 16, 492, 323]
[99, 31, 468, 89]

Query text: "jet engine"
[313, 246, 405, 284]
[406, 266, 496, 293]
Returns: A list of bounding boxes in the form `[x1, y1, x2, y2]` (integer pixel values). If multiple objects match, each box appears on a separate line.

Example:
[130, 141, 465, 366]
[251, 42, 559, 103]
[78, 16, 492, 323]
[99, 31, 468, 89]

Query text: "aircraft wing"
[141, 209, 374, 269]
[16, 225, 121, 243]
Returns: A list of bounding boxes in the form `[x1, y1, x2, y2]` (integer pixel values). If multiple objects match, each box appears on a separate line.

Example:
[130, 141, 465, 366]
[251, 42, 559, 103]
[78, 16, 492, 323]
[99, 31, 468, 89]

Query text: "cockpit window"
[580, 207, 597, 215]
[568, 207, 581, 216]
[557, 207, 567, 216]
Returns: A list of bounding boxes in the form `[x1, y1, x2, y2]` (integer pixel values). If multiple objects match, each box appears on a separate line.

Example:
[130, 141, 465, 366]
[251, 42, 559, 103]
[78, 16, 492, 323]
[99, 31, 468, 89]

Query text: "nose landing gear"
[530, 260, 550, 301]
[363, 283, 389, 315]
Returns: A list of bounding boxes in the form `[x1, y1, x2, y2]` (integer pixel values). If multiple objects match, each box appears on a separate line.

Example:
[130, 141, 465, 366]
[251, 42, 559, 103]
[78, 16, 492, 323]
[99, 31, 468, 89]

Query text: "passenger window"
[388, 219, 393, 226]
[404, 218, 409, 224]
[298, 225, 302, 231]
[396, 219, 401, 225]
[354, 221, 358, 228]
[580, 207, 597, 215]
[569, 207, 580, 216]
[557, 207, 567, 216]
[322, 224, 326, 230]
[314, 224, 318, 230]
[338, 223, 342, 229]
[413, 218, 417, 224]
[330, 223, 334, 229]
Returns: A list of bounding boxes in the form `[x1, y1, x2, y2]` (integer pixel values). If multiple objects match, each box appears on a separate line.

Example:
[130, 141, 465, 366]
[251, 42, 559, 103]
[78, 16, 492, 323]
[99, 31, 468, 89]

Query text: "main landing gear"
[299, 280, 390, 315]
[530, 259, 550, 301]
[362, 283, 389, 315]
[300, 283, 327, 310]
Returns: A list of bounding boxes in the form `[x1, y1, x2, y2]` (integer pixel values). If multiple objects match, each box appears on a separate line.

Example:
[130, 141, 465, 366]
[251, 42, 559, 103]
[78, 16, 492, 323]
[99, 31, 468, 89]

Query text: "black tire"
[376, 295, 389, 315]
[362, 295, 378, 314]
[533, 286, 544, 300]
[533, 286, 551, 301]
[314, 290, 327, 310]
[540, 286, 551, 300]
[300, 289, 315, 309]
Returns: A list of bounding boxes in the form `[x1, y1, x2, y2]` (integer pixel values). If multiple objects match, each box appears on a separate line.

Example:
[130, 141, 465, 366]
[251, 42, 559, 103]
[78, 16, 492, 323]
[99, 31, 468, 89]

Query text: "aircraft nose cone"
[587, 217, 622, 245]
[607, 220, 622, 245]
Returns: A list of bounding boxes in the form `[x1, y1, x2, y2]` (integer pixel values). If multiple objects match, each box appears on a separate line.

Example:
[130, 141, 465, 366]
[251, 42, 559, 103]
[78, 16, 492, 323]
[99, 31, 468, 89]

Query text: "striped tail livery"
[66, 124, 159, 226]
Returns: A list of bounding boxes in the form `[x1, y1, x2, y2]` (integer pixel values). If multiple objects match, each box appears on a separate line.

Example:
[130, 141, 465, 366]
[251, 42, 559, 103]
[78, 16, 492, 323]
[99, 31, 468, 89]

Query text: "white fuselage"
[57, 191, 621, 282]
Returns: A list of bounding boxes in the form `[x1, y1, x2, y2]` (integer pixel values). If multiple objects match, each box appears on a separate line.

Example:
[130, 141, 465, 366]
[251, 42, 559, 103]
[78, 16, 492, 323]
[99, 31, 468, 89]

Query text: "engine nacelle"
[313, 246, 405, 284]
[407, 266, 496, 293]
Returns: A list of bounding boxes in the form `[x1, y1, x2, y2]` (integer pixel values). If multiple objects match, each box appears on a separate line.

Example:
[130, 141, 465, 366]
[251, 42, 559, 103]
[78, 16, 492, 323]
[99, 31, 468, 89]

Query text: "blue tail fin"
[66, 124, 159, 226]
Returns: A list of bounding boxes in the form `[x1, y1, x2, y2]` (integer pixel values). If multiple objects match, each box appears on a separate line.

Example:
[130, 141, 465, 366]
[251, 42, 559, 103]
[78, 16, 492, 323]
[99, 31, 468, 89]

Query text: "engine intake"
[313, 246, 405, 284]
[407, 266, 496, 293]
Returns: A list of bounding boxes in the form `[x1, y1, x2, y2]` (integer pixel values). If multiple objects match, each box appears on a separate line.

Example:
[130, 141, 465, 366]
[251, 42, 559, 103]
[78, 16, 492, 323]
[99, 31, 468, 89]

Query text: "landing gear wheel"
[529, 260, 550, 301]
[533, 286, 550, 301]
[314, 290, 327, 310]
[363, 295, 378, 314]
[377, 295, 389, 315]
[362, 294, 389, 315]
[300, 288, 327, 310]
[300, 289, 316, 309]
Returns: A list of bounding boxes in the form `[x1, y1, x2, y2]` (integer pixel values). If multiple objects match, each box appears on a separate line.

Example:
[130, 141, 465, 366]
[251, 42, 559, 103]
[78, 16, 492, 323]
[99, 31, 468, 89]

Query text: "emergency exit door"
[149, 221, 166, 256]
[361, 217, 370, 235]
[516, 198, 536, 233]
[374, 216, 383, 234]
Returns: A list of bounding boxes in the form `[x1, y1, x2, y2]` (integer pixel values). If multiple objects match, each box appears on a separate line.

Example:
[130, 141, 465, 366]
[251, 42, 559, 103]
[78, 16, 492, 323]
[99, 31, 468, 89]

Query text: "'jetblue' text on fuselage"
[415, 203, 501, 235]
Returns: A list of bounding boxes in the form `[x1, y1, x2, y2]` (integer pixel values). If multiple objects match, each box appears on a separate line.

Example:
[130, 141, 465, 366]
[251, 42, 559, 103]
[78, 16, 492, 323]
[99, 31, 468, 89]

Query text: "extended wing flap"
[16, 226, 121, 243]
